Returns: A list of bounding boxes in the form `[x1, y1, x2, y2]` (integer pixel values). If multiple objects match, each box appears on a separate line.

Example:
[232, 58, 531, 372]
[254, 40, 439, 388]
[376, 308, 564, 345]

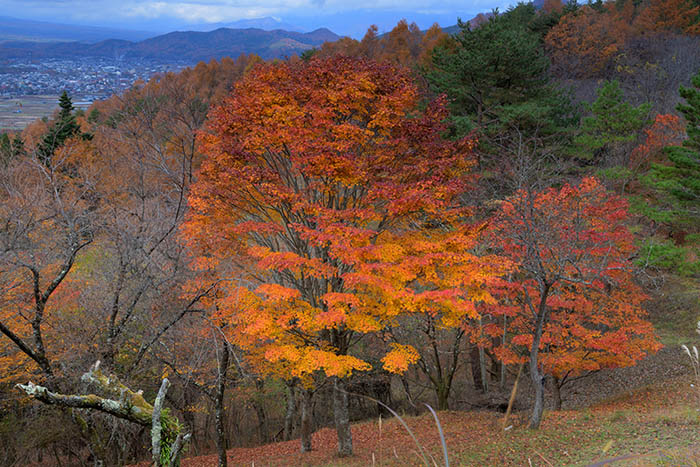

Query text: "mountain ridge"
[0, 16, 155, 43]
[193, 17, 305, 33]
[0, 26, 340, 61]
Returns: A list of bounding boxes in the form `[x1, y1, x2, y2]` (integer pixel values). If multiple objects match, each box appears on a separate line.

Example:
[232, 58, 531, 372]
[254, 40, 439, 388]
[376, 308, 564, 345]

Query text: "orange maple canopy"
[182, 56, 507, 380]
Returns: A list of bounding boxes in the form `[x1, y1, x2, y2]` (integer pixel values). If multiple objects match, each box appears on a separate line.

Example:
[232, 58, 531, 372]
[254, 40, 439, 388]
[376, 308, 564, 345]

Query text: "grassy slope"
[181, 374, 699, 466]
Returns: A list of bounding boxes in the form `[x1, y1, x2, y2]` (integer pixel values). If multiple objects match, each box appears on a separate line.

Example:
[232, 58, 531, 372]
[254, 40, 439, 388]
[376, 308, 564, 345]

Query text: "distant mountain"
[0, 16, 155, 43]
[196, 17, 305, 33]
[441, 12, 497, 35]
[0, 27, 340, 62]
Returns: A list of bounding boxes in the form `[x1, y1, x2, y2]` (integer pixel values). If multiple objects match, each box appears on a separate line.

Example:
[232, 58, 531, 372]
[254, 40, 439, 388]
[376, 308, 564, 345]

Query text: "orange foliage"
[316, 20, 447, 69]
[543, 0, 565, 13]
[183, 56, 505, 382]
[418, 23, 450, 69]
[545, 5, 632, 77]
[634, 0, 700, 34]
[378, 19, 423, 66]
[546, 0, 700, 77]
[0, 139, 96, 384]
[630, 113, 685, 169]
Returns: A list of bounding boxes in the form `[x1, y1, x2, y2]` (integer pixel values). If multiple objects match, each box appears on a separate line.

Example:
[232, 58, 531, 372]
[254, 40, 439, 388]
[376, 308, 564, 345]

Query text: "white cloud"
[123, 2, 281, 22]
[0, 0, 512, 30]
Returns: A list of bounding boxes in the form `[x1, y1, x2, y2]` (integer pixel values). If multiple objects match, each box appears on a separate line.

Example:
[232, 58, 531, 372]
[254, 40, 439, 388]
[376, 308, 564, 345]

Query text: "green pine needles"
[646, 72, 700, 223]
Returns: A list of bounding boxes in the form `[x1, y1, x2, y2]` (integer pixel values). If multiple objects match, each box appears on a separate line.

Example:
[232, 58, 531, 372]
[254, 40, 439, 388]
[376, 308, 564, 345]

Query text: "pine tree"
[11, 135, 25, 158]
[575, 80, 651, 163]
[0, 133, 10, 165]
[37, 91, 81, 166]
[426, 4, 574, 139]
[0, 133, 25, 165]
[647, 72, 700, 222]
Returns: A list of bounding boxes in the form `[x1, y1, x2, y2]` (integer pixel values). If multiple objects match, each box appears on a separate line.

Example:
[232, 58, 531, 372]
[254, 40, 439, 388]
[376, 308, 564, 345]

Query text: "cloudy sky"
[0, 0, 512, 37]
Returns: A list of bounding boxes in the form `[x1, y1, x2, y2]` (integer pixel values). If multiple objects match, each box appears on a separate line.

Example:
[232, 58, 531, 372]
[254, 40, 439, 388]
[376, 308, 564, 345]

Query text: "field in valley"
[0, 95, 59, 131]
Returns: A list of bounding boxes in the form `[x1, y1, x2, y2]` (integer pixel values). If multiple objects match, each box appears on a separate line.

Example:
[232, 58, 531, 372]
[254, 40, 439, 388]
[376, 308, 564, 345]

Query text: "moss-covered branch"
[17, 361, 189, 466]
[17, 380, 153, 425]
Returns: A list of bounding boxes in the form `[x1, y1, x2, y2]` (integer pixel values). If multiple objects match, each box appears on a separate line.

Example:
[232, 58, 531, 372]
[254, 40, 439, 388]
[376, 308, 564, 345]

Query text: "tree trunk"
[215, 341, 230, 467]
[491, 355, 501, 384]
[253, 403, 268, 443]
[299, 387, 313, 453]
[529, 315, 547, 428]
[549, 376, 562, 411]
[500, 316, 507, 390]
[470, 344, 485, 393]
[399, 376, 419, 415]
[373, 376, 392, 416]
[181, 386, 197, 454]
[436, 382, 450, 411]
[283, 380, 296, 441]
[19, 363, 190, 466]
[479, 345, 489, 393]
[502, 361, 524, 430]
[333, 377, 352, 457]
[253, 379, 268, 443]
[528, 285, 550, 429]
[529, 362, 545, 429]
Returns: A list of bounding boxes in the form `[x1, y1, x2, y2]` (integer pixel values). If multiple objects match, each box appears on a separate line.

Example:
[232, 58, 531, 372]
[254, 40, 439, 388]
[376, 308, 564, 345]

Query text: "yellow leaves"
[319, 292, 361, 329]
[345, 313, 383, 333]
[381, 343, 420, 374]
[376, 243, 407, 263]
[263, 346, 371, 378]
[250, 247, 336, 279]
[299, 350, 371, 378]
[264, 344, 303, 364]
[256, 284, 301, 301]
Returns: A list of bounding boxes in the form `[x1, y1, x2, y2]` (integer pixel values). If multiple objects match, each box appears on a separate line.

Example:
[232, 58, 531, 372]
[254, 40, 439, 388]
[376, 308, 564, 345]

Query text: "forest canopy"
[2, 1, 699, 465]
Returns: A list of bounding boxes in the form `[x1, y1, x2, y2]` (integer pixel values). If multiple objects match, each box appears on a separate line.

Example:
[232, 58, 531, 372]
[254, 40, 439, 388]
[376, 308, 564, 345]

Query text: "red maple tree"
[487, 177, 660, 427]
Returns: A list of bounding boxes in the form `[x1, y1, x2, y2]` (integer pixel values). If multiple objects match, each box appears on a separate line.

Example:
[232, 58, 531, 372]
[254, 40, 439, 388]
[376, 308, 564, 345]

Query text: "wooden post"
[503, 362, 525, 430]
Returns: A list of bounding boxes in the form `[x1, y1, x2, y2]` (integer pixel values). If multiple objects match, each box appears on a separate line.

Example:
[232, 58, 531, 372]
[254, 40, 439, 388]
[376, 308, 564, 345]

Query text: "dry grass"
[173, 374, 699, 467]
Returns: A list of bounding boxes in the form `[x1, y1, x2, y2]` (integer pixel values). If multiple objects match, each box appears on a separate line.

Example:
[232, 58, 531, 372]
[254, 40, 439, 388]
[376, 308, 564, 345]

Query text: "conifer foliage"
[427, 4, 550, 132]
[648, 71, 700, 222]
[37, 91, 83, 166]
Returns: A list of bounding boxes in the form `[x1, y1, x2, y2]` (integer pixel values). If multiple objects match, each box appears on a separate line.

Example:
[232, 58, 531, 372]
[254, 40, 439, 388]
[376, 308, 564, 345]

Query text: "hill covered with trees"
[1, 1, 700, 465]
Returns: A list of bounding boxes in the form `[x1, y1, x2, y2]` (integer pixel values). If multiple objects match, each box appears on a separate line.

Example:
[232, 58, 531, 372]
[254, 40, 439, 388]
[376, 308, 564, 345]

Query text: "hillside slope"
[174, 371, 698, 466]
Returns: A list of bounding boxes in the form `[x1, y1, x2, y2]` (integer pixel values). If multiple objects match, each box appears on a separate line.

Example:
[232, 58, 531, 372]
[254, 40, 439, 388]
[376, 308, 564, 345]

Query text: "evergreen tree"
[575, 80, 651, 163]
[0, 133, 25, 166]
[647, 71, 700, 222]
[37, 91, 81, 166]
[11, 135, 25, 159]
[0, 133, 10, 165]
[426, 3, 576, 140]
[427, 4, 549, 131]
[425, 2, 577, 197]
